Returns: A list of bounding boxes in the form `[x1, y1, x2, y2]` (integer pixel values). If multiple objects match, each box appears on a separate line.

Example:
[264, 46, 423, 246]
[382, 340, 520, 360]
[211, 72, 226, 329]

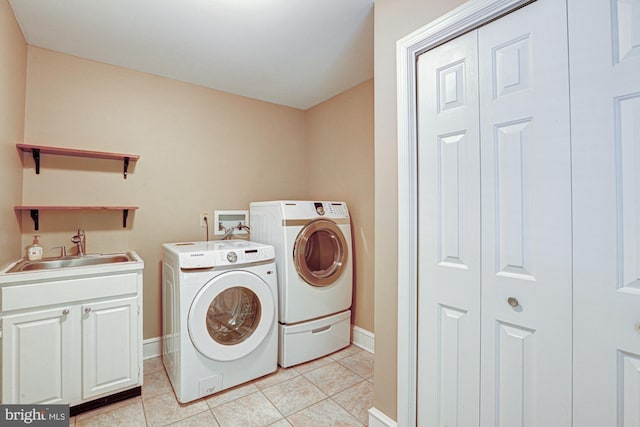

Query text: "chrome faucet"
[71, 229, 86, 256]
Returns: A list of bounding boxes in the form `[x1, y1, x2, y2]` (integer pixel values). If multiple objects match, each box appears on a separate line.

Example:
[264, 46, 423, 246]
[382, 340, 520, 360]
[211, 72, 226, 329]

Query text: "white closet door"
[569, 1, 640, 426]
[416, 30, 481, 427]
[477, 1, 573, 426]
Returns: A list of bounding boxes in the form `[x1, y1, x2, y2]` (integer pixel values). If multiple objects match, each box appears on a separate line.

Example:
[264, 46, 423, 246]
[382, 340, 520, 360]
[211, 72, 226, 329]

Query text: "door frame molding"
[396, 1, 534, 425]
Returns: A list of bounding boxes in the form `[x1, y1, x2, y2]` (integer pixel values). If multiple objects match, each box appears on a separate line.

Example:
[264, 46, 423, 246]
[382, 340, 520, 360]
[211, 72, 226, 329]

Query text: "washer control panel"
[168, 240, 275, 269]
[214, 245, 275, 267]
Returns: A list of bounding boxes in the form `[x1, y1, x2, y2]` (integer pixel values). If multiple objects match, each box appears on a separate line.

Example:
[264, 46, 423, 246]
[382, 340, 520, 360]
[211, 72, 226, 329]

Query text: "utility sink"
[7, 253, 136, 273]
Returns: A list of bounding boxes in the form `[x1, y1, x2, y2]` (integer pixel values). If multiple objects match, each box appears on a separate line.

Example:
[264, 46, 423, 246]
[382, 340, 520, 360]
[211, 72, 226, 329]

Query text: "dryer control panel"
[315, 202, 348, 217]
[279, 201, 349, 220]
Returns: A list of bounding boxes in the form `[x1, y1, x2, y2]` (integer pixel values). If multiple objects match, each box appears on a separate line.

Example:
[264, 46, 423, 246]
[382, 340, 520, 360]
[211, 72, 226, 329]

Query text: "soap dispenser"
[27, 235, 43, 261]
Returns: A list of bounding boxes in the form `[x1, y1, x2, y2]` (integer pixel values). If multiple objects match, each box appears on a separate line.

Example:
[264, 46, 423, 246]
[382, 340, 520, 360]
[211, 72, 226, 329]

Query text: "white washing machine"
[250, 200, 352, 367]
[162, 240, 277, 403]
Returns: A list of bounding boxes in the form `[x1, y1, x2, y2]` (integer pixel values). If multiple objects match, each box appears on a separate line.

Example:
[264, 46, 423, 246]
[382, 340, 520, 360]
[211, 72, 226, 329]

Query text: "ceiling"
[8, 0, 375, 110]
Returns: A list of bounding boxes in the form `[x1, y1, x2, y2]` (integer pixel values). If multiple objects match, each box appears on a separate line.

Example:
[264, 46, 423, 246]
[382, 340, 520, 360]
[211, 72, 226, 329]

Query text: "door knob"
[62, 309, 69, 316]
[507, 297, 519, 308]
[84, 307, 92, 314]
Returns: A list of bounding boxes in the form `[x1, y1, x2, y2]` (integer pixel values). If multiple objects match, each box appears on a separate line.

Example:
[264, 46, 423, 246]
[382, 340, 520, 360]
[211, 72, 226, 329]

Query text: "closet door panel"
[416, 30, 481, 427]
[569, 0, 640, 425]
[477, 1, 573, 426]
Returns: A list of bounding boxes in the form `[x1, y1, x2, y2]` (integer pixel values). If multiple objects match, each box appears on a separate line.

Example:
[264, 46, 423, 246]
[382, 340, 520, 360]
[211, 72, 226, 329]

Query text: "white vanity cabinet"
[0, 255, 143, 409]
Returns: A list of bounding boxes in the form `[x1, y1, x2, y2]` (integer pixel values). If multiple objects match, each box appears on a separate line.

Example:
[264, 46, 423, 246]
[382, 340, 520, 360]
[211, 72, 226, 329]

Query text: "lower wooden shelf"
[15, 206, 139, 230]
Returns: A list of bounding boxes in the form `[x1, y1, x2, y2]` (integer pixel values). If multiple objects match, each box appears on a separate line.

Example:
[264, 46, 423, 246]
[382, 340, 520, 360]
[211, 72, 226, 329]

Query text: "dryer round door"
[188, 270, 275, 361]
[294, 219, 349, 287]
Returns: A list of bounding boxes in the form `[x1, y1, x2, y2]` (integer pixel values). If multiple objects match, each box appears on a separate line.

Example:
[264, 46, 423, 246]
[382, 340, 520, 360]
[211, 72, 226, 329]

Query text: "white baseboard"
[368, 407, 397, 427]
[143, 336, 162, 360]
[351, 325, 374, 354]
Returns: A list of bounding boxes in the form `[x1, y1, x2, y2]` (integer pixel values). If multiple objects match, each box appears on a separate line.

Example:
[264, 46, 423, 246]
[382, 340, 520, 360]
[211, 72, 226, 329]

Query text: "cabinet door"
[569, 1, 640, 425]
[478, 1, 573, 426]
[2, 306, 80, 404]
[82, 297, 140, 400]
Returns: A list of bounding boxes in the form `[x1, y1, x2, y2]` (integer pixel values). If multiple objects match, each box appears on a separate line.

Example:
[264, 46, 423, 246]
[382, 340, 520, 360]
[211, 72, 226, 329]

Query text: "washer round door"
[188, 270, 275, 361]
[294, 219, 349, 287]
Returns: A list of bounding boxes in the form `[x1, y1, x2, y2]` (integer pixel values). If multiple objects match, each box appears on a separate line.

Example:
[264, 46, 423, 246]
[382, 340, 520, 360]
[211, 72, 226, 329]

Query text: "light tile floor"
[70, 345, 373, 427]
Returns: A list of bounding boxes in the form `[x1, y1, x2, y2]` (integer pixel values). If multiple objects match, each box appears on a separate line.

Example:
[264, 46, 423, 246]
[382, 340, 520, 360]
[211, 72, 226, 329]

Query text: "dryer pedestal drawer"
[278, 310, 351, 367]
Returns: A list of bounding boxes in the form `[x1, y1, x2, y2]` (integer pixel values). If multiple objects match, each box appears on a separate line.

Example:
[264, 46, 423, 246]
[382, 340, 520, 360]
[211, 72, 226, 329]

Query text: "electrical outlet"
[200, 212, 211, 228]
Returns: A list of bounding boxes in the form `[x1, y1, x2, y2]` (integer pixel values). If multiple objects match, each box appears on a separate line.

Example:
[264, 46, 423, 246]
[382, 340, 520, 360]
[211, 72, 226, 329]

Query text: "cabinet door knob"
[62, 309, 70, 316]
[84, 307, 92, 314]
[507, 297, 520, 308]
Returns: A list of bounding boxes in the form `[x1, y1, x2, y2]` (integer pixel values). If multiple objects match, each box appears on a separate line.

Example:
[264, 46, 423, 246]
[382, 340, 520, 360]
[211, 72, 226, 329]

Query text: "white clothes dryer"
[162, 240, 277, 403]
[250, 201, 352, 367]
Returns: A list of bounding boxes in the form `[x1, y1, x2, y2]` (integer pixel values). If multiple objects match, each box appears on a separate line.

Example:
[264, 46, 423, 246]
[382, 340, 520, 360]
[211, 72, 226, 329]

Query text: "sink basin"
[7, 253, 135, 273]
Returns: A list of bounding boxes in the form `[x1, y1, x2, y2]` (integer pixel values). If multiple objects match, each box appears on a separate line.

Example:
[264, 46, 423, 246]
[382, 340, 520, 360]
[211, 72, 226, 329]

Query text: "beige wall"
[0, 1, 26, 266]
[22, 47, 308, 339]
[373, 0, 466, 420]
[305, 80, 374, 332]
[19, 46, 375, 341]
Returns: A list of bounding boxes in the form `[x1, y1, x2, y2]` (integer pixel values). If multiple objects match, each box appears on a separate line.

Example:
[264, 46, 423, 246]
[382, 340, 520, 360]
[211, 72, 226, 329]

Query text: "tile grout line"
[207, 406, 220, 427]
[296, 363, 369, 423]
[299, 363, 367, 396]
[327, 396, 365, 427]
[256, 388, 289, 423]
[260, 373, 329, 421]
[329, 378, 372, 425]
[141, 397, 149, 427]
[171, 399, 210, 427]
[286, 396, 365, 426]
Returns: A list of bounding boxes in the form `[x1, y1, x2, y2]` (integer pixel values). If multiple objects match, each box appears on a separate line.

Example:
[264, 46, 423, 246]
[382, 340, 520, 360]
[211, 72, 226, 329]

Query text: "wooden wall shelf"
[17, 144, 140, 179]
[15, 206, 139, 230]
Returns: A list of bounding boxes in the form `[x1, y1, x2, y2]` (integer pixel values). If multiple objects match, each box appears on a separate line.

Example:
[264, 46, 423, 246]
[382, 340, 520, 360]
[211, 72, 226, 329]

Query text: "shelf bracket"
[32, 149, 41, 174]
[122, 209, 129, 228]
[30, 209, 40, 230]
[123, 157, 130, 179]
